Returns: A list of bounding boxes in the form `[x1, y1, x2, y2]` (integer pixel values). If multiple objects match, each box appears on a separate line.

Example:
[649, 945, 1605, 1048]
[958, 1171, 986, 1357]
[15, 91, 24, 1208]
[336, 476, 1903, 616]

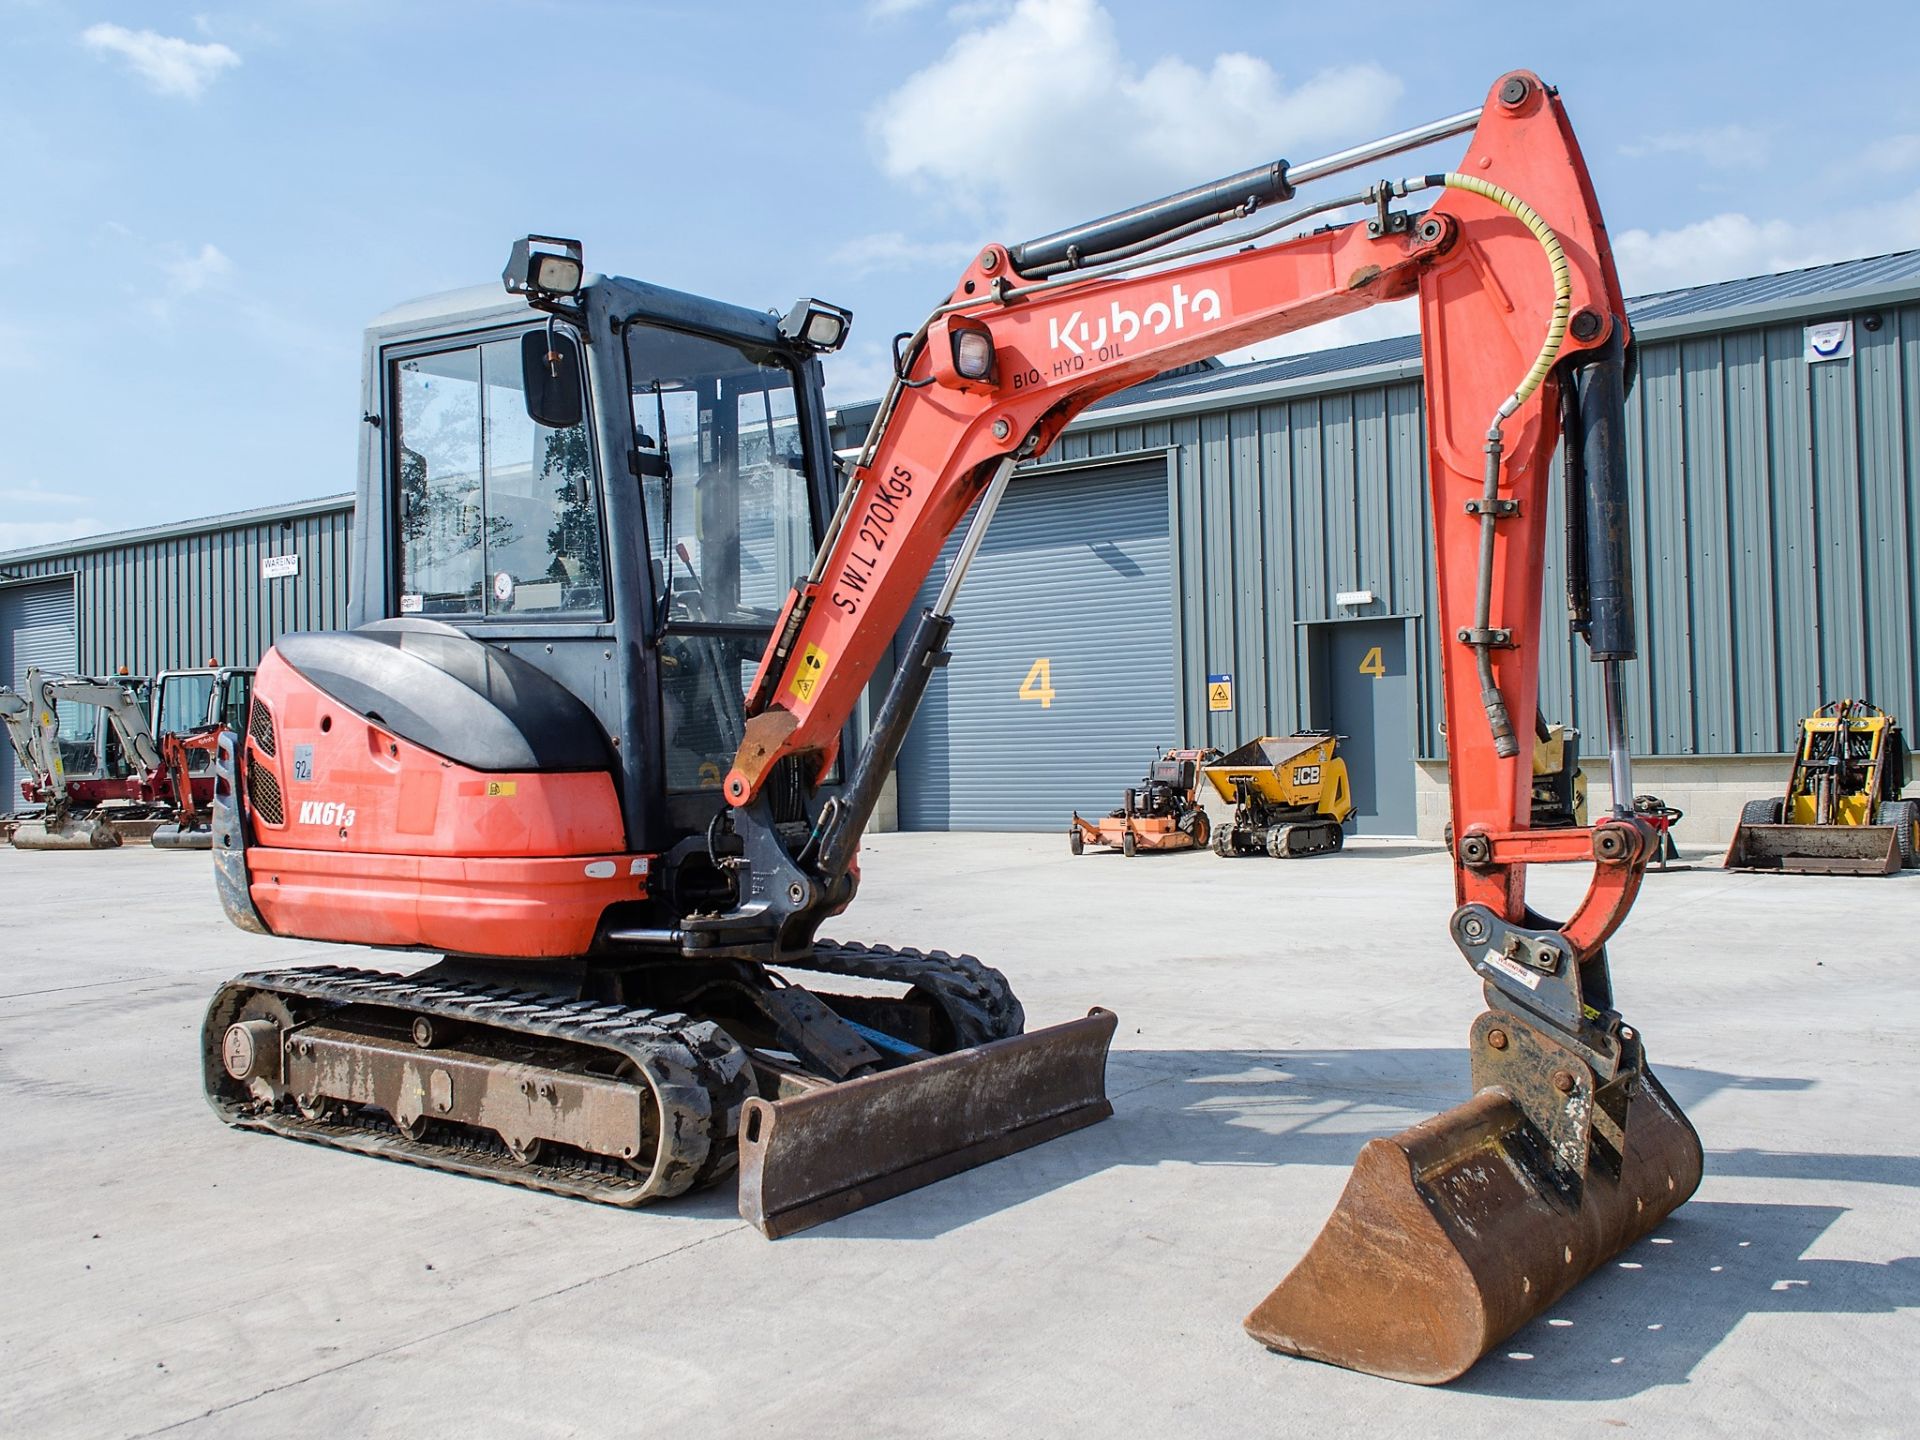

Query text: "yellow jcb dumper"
[1725, 699, 1917, 874]
[1202, 734, 1352, 857]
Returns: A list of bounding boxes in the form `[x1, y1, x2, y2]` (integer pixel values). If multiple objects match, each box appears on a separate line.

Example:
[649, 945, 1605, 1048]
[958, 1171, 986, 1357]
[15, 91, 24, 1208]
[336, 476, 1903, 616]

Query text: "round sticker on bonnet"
[493, 571, 514, 605]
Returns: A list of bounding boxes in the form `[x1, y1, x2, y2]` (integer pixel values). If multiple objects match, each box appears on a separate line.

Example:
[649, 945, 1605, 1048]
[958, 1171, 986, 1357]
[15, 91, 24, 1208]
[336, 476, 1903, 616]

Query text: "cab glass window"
[154, 673, 215, 736]
[625, 323, 816, 791]
[394, 337, 605, 619]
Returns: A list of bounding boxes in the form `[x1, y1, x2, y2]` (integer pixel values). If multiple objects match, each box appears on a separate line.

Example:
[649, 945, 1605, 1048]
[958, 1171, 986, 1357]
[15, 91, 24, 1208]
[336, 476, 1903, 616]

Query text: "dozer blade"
[1246, 1017, 1702, 1384]
[738, 1008, 1116, 1237]
[1724, 822, 1900, 876]
[11, 817, 120, 850]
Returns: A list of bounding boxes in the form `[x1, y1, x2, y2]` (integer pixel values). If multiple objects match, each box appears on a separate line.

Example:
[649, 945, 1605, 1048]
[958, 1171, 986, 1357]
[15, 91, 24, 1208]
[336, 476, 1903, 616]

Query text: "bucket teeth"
[1245, 1025, 1702, 1384]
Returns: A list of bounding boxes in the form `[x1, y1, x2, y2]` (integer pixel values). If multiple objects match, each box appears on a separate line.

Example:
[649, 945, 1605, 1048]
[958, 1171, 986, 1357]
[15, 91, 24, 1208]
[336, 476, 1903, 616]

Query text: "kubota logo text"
[298, 799, 357, 828]
[1047, 283, 1224, 357]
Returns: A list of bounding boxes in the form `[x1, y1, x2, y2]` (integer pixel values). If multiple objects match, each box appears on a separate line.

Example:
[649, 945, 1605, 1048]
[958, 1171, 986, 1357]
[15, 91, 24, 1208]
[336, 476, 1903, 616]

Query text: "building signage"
[1804, 320, 1853, 363]
[1207, 672, 1233, 711]
[261, 553, 300, 580]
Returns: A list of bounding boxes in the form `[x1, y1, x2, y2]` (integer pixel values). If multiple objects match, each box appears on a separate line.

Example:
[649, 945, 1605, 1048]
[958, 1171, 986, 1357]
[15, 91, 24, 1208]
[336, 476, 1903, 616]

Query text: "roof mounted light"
[779, 297, 853, 353]
[503, 235, 584, 300]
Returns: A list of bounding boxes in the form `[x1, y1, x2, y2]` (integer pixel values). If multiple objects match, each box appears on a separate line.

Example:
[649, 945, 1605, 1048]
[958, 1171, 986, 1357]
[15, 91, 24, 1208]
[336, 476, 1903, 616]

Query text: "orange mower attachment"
[1069, 747, 1219, 857]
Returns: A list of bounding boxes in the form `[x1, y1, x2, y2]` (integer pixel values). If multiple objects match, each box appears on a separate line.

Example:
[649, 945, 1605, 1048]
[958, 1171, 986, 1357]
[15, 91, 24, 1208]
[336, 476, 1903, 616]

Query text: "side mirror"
[521, 329, 584, 430]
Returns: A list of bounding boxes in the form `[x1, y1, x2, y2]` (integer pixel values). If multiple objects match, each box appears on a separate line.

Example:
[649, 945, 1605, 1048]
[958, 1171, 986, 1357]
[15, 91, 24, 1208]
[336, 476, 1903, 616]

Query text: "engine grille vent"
[248, 755, 284, 826]
[248, 699, 277, 757]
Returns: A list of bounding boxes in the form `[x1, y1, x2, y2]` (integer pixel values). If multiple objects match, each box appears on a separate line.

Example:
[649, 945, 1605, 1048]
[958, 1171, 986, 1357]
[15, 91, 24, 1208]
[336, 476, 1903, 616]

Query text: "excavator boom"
[721, 71, 1701, 1382]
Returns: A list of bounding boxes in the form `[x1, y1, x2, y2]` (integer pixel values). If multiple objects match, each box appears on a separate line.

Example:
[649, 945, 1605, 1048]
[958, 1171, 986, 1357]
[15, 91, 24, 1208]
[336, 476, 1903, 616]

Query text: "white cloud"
[81, 23, 240, 99]
[1855, 133, 1920, 174]
[821, 342, 901, 408]
[1620, 124, 1768, 170]
[868, 0, 931, 15]
[0, 484, 92, 506]
[868, 0, 1400, 235]
[829, 230, 978, 276]
[0, 516, 101, 551]
[945, 1, 1009, 21]
[164, 242, 232, 295]
[141, 241, 234, 321]
[1613, 186, 1920, 295]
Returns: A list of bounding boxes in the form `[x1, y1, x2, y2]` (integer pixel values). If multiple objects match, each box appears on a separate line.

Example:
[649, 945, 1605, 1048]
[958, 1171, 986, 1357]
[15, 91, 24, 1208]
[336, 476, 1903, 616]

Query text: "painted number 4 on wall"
[1018, 658, 1056, 708]
[1358, 646, 1386, 677]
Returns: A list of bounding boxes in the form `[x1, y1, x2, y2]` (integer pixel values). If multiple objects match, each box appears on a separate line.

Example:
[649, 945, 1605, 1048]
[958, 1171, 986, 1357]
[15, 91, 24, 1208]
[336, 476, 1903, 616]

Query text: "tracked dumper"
[1202, 734, 1352, 858]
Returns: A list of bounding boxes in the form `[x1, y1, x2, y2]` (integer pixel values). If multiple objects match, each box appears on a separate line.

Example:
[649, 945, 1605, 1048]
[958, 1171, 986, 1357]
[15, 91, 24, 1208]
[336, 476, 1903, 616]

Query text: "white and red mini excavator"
[203, 72, 1702, 1384]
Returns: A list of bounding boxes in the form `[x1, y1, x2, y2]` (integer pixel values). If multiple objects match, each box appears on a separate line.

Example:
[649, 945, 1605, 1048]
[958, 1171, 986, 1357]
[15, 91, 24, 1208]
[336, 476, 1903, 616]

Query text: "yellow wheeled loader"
[1202, 734, 1353, 857]
[1725, 699, 1917, 874]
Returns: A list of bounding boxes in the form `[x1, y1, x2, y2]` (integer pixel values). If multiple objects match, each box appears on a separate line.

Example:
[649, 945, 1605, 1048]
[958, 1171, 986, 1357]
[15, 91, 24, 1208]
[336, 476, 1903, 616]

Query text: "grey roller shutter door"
[898, 458, 1175, 831]
[1, 579, 77, 812]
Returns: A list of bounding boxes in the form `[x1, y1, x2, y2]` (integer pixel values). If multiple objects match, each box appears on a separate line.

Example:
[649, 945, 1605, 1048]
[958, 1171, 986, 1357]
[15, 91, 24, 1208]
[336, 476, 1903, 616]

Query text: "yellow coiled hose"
[1439, 172, 1574, 759]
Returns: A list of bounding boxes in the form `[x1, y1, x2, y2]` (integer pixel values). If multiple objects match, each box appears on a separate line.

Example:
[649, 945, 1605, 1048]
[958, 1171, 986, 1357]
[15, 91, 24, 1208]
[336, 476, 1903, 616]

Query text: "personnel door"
[1322, 619, 1416, 836]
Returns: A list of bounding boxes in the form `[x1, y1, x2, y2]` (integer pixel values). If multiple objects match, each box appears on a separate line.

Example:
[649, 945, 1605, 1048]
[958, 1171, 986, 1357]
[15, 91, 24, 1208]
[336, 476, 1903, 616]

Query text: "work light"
[951, 326, 995, 381]
[503, 235, 585, 299]
[780, 298, 853, 353]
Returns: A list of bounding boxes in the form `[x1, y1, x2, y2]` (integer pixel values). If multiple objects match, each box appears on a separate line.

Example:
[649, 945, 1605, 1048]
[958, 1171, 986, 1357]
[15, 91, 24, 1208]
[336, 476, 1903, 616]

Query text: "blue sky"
[3, 0, 1918, 550]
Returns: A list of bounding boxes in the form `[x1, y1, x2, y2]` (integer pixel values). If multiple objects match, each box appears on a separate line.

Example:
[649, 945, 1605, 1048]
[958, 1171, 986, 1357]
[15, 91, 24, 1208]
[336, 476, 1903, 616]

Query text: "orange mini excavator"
[204, 72, 1700, 1383]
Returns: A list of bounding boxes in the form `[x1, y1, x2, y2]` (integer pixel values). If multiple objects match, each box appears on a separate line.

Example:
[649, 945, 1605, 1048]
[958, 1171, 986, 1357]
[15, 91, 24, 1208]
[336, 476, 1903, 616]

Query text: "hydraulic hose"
[1437, 172, 1572, 758]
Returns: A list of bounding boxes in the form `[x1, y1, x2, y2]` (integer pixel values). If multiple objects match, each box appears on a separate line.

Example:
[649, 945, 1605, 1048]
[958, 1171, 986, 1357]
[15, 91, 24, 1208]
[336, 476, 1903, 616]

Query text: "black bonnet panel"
[275, 618, 614, 774]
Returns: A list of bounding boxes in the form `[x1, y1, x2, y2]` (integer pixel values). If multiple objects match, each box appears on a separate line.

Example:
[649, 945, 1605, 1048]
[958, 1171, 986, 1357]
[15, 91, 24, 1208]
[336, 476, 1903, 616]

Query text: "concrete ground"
[2, 836, 1915, 1439]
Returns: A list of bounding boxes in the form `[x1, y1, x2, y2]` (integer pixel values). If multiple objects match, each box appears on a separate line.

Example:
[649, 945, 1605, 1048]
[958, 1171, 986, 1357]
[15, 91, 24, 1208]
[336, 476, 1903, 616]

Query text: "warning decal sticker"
[789, 644, 829, 704]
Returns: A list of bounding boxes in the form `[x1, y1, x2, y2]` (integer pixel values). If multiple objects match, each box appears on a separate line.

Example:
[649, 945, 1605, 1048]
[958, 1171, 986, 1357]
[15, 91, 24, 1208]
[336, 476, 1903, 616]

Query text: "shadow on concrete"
[1338, 843, 1449, 859]
[795, 1047, 1836, 1237]
[783, 1048, 1914, 1395]
[1453, 1201, 1919, 1400]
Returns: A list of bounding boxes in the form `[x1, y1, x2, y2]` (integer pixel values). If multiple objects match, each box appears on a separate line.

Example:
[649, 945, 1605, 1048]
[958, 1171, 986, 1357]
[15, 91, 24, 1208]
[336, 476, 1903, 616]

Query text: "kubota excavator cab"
[149, 666, 254, 849]
[202, 239, 1112, 1232]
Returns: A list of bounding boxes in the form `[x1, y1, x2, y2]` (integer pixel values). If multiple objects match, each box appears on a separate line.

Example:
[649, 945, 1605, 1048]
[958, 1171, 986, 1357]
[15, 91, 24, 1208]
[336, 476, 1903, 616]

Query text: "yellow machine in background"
[1202, 734, 1352, 858]
[1531, 720, 1588, 828]
[1726, 699, 1917, 874]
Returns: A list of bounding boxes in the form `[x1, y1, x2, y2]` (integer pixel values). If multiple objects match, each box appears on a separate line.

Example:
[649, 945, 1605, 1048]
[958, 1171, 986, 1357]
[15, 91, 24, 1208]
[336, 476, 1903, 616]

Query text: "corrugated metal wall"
[896, 457, 1176, 829]
[0, 501, 353, 676]
[1032, 300, 1920, 759]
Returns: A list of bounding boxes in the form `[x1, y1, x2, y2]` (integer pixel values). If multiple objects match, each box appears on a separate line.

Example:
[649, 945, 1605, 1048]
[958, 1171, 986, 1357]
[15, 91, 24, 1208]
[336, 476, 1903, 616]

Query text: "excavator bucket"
[1724, 822, 1901, 876]
[11, 815, 121, 850]
[1246, 1013, 1703, 1384]
[738, 1008, 1116, 1237]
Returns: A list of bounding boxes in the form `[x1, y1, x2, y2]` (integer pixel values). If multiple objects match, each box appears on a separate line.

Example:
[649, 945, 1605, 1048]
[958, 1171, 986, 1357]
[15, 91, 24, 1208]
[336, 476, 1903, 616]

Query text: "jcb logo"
[298, 800, 357, 828]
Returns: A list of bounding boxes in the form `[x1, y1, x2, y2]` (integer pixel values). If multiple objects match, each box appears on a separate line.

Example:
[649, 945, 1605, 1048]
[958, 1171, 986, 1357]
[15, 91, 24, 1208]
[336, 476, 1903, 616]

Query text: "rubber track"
[208, 965, 754, 1206]
[793, 942, 1026, 1047]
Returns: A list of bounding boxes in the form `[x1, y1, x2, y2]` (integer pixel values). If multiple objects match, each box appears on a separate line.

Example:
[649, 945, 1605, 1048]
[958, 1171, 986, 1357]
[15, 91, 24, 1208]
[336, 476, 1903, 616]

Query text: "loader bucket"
[738, 1008, 1116, 1237]
[1246, 1041, 1702, 1383]
[1723, 822, 1900, 876]
[10, 816, 120, 850]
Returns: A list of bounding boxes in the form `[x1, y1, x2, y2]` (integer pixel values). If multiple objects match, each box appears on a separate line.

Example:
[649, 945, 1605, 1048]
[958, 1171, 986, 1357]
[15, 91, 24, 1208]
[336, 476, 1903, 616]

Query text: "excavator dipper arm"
[724, 71, 1703, 1383]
